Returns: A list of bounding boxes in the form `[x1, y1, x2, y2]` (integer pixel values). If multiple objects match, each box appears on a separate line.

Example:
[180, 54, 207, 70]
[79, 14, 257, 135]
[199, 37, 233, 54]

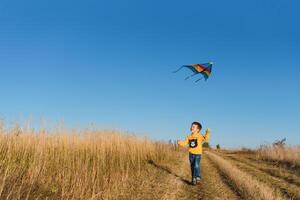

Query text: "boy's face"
[190, 124, 200, 133]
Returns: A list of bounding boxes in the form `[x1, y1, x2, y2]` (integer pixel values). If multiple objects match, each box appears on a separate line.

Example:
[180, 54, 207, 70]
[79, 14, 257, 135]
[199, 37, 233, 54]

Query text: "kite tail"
[195, 77, 203, 83]
[185, 73, 197, 80]
[173, 66, 184, 73]
[185, 76, 191, 80]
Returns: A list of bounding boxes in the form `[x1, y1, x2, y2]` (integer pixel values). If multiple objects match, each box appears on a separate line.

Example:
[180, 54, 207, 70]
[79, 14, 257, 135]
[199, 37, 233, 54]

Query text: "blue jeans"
[189, 153, 201, 179]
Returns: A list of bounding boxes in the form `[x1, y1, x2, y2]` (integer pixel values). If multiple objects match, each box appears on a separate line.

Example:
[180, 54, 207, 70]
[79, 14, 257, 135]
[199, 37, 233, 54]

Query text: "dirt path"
[223, 153, 300, 188]
[218, 152, 300, 200]
[198, 153, 240, 200]
[145, 151, 240, 200]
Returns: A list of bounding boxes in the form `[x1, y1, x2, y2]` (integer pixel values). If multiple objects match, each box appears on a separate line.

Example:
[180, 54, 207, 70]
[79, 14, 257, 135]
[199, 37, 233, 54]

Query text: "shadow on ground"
[148, 160, 192, 185]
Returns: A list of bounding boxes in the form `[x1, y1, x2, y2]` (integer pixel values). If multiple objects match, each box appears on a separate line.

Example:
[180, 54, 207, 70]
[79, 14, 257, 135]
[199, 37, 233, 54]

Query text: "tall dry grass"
[257, 145, 300, 167]
[205, 151, 285, 200]
[0, 126, 174, 200]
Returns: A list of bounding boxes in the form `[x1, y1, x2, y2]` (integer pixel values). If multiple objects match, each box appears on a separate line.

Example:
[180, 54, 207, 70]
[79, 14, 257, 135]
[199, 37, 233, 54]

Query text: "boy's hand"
[206, 128, 211, 133]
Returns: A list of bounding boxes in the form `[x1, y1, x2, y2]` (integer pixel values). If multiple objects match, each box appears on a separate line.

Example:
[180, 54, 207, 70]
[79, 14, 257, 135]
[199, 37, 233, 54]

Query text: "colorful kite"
[173, 62, 213, 82]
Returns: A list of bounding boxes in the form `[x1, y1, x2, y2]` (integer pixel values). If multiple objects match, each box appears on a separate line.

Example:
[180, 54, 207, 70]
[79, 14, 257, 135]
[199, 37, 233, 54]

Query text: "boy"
[178, 122, 210, 185]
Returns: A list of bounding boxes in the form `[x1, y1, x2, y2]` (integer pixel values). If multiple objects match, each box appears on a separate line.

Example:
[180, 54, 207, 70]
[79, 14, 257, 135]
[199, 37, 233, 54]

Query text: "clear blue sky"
[0, 0, 299, 148]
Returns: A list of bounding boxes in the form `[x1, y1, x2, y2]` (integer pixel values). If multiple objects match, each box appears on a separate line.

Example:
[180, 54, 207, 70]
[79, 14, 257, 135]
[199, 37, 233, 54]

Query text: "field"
[0, 126, 299, 200]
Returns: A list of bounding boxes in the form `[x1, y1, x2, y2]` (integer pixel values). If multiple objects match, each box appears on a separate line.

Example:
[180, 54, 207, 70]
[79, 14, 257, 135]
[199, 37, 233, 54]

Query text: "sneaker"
[191, 178, 197, 185]
[196, 177, 201, 183]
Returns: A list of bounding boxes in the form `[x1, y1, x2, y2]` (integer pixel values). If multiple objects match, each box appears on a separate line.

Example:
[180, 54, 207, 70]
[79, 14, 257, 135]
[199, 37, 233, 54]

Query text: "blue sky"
[0, 0, 299, 148]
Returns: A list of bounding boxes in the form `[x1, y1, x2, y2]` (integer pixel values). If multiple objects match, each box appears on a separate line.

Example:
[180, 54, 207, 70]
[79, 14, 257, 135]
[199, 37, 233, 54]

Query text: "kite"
[173, 62, 213, 82]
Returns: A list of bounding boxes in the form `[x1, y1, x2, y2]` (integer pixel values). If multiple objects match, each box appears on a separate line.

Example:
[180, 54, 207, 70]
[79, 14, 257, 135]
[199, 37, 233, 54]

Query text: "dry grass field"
[0, 124, 299, 200]
[0, 126, 177, 200]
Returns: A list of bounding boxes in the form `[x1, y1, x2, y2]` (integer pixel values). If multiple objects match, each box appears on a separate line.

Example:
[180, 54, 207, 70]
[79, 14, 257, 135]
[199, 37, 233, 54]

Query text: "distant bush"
[272, 138, 286, 148]
[216, 144, 221, 150]
[203, 142, 210, 148]
[240, 147, 255, 154]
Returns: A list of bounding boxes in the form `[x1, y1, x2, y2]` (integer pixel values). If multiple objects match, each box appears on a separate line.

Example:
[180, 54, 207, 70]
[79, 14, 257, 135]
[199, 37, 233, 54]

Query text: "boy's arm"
[178, 136, 189, 147]
[203, 128, 211, 141]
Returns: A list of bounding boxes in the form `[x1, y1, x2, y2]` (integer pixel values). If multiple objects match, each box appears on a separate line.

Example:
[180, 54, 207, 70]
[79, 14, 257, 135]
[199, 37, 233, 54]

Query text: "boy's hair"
[192, 122, 202, 130]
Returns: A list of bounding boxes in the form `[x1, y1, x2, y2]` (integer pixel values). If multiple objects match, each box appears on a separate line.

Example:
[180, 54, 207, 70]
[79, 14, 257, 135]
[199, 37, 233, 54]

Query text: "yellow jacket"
[178, 130, 210, 155]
